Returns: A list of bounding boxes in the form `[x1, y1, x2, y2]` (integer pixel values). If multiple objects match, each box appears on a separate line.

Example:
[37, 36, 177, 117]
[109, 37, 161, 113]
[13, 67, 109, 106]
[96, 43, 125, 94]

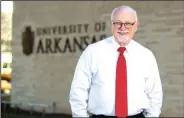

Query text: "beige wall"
[12, 1, 184, 117]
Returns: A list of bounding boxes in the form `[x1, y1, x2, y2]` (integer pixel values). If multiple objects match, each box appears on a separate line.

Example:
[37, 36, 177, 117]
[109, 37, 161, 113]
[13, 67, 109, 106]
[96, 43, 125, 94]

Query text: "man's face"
[111, 8, 139, 44]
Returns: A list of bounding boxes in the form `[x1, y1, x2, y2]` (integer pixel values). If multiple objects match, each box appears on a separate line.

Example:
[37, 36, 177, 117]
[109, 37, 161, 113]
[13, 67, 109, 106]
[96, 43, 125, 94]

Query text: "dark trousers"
[91, 112, 145, 118]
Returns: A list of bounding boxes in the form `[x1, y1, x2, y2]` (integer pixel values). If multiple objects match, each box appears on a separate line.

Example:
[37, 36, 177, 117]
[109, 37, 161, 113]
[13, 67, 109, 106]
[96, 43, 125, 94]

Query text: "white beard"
[117, 35, 130, 43]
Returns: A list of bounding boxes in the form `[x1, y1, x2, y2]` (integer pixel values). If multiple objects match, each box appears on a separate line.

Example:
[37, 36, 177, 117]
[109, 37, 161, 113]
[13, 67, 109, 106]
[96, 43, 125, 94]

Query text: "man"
[69, 5, 163, 118]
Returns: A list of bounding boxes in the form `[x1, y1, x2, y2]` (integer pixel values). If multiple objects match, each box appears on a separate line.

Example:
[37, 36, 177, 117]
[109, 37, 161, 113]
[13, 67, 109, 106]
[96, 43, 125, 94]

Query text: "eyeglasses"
[112, 21, 136, 29]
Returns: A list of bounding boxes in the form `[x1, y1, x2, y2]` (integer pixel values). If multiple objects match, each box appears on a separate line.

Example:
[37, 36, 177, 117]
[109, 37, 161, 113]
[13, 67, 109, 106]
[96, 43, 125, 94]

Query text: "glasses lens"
[124, 23, 132, 29]
[114, 22, 121, 28]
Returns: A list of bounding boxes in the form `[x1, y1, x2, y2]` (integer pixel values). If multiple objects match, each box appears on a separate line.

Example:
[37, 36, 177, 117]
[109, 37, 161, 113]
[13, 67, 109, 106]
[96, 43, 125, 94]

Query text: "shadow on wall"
[1, 102, 72, 118]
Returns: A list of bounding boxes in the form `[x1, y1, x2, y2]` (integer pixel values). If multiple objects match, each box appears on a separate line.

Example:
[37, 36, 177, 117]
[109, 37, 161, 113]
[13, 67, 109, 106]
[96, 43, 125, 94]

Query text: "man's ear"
[135, 20, 139, 32]
[135, 27, 137, 32]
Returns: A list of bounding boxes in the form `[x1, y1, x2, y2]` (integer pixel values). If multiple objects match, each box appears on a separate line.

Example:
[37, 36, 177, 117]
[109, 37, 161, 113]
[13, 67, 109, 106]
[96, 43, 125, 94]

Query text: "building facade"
[11, 1, 184, 117]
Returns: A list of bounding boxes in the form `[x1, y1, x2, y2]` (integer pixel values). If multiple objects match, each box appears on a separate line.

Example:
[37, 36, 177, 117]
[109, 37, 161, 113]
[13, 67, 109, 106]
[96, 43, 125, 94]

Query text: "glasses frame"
[112, 21, 136, 29]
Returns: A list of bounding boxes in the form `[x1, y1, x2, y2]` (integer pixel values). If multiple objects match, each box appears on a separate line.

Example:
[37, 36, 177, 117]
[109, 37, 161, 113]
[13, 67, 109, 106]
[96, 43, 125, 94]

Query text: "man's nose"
[119, 24, 126, 30]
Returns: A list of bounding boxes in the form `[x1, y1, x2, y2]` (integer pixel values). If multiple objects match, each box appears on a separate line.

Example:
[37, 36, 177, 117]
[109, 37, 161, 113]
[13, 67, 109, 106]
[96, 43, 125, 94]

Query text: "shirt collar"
[110, 36, 134, 55]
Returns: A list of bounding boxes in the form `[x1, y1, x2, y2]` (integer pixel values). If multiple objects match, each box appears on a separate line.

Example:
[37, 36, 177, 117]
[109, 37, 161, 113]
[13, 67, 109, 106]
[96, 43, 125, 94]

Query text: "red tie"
[115, 47, 128, 117]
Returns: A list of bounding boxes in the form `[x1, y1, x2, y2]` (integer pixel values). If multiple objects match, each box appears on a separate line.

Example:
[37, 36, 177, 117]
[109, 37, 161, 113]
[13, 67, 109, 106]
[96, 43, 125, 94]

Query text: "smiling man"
[69, 5, 163, 118]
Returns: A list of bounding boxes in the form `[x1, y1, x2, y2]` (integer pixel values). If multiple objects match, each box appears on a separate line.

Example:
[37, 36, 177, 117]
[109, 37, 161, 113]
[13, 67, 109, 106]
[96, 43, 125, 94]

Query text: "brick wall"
[11, 1, 184, 117]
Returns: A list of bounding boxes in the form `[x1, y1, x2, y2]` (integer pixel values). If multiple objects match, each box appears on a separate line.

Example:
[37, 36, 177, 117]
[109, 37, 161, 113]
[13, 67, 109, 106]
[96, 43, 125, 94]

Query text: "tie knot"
[118, 47, 126, 55]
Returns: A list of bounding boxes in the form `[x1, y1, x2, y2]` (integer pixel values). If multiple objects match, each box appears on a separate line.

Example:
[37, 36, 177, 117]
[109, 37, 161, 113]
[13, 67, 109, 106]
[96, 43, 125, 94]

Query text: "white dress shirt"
[69, 36, 163, 117]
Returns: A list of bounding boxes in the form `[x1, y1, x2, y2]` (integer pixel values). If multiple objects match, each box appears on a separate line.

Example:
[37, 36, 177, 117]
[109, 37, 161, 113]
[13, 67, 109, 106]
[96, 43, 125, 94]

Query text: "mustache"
[117, 31, 129, 33]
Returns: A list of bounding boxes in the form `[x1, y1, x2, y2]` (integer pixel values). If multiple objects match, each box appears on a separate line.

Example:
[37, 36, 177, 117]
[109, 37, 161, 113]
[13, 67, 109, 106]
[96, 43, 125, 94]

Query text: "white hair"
[111, 5, 138, 21]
